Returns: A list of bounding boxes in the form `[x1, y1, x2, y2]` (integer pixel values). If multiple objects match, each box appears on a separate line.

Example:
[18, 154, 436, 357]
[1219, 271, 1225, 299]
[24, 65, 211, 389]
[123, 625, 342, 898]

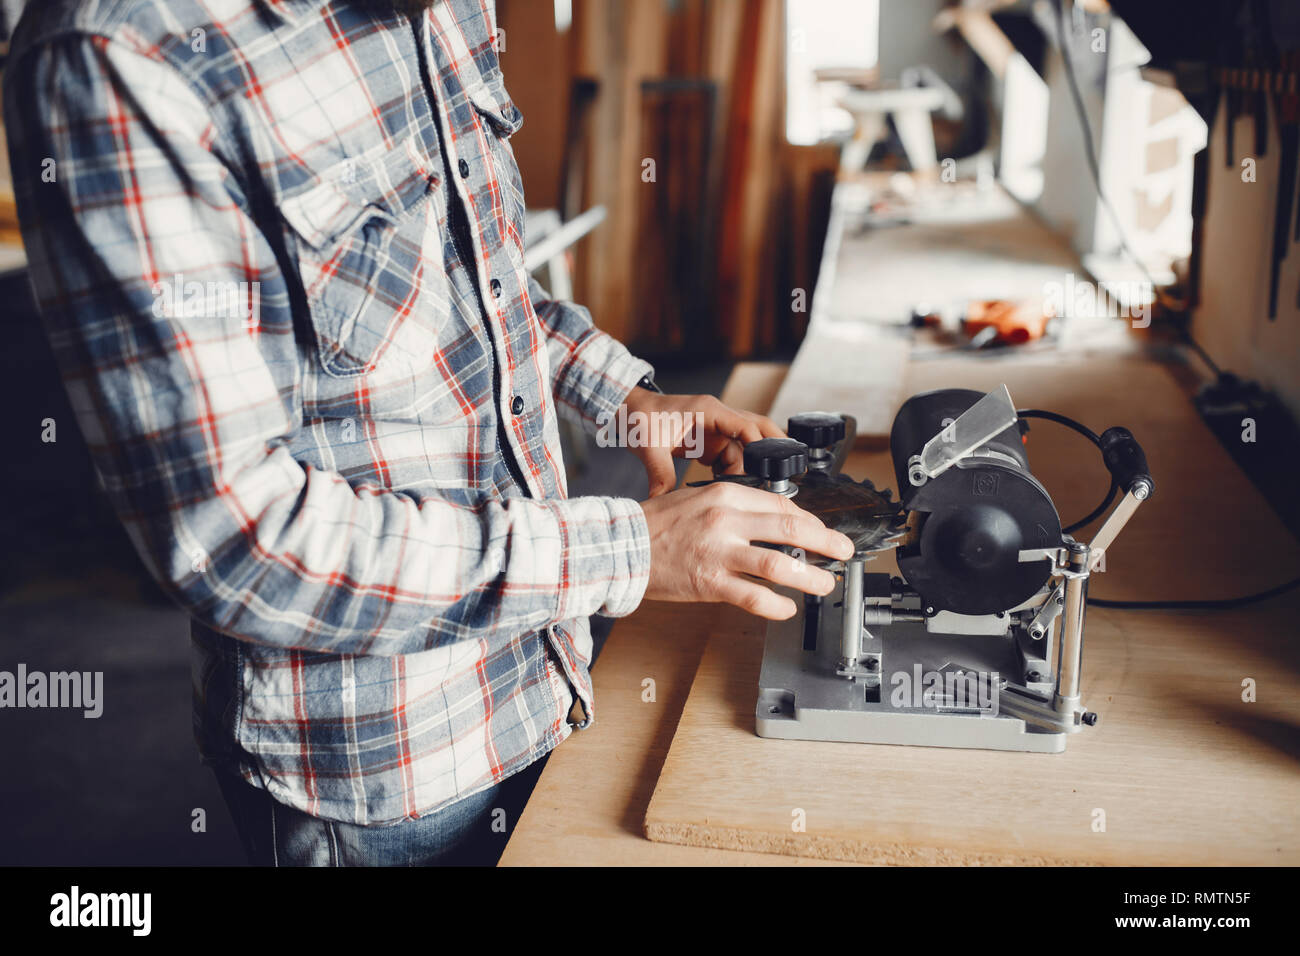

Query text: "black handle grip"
[787, 412, 845, 449]
[743, 438, 809, 481]
[1099, 427, 1154, 497]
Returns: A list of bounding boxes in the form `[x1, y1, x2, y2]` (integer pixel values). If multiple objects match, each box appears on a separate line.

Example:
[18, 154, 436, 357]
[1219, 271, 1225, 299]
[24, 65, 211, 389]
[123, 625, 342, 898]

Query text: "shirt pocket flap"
[279, 180, 375, 251]
[466, 75, 523, 138]
[278, 137, 444, 377]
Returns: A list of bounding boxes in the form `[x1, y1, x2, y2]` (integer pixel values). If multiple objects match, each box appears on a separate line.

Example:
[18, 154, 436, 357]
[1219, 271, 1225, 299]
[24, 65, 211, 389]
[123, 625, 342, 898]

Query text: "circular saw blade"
[790, 472, 906, 569]
[688, 470, 906, 570]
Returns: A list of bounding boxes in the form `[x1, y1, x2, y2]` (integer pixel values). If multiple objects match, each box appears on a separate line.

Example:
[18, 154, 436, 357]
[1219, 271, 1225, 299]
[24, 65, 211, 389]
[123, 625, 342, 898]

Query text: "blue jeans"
[214, 770, 503, 866]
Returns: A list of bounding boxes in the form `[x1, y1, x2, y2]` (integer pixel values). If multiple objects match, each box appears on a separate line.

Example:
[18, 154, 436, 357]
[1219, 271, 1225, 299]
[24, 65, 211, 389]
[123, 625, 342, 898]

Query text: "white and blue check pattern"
[6, 0, 654, 824]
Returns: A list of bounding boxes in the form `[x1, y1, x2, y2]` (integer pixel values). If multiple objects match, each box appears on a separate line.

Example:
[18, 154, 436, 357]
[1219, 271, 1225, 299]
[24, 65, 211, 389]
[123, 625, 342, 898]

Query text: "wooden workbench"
[500, 353, 1300, 865]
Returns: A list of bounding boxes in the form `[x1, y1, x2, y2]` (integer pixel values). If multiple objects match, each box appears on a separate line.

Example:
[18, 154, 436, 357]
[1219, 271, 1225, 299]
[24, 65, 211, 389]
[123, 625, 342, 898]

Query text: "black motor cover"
[889, 389, 1061, 616]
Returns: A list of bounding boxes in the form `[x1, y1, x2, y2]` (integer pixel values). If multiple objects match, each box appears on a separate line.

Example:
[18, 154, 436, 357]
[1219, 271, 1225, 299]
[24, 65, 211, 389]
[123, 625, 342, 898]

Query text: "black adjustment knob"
[787, 412, 845, 449]
[743, 438, 809, 481]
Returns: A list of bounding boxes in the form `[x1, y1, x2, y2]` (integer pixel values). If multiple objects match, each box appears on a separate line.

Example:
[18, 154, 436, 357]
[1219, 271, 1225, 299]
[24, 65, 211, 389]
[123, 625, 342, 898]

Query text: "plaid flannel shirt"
[6, 0, 654, 825]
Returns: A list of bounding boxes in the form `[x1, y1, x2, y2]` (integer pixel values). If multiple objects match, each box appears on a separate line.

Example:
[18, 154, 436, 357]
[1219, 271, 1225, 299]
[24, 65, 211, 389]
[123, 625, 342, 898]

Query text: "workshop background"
[1, 0, 1298, 865]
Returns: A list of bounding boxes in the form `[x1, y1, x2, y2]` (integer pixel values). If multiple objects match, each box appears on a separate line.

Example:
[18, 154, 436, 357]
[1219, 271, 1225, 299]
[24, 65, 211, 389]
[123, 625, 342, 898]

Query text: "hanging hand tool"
[1268, 54, 1298, 320]
[1246, 0, 1271, 159]
[1225, 71, 1238, 169]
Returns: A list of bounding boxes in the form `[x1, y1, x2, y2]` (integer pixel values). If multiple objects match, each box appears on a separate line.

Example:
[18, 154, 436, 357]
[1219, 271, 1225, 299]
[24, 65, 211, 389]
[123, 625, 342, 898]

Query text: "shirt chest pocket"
[280, 137, 447, 378]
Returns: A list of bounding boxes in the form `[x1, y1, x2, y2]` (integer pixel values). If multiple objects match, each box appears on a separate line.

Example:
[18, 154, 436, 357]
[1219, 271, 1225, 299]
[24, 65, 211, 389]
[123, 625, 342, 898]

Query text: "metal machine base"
[755, 588, 1067, 753]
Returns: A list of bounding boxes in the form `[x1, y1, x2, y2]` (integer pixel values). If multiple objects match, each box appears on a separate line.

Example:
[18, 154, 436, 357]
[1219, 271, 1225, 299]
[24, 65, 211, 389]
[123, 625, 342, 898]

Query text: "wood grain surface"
[643, 351, 1300, 864]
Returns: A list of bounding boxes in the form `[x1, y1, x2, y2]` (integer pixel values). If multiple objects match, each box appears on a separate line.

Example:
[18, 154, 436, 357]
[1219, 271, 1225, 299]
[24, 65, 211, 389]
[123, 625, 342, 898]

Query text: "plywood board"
[644, 352, 1300, 864]
[643, 601, 1300, 865]
[765, 321, 909, 440]
[821, 182, 1083, 327]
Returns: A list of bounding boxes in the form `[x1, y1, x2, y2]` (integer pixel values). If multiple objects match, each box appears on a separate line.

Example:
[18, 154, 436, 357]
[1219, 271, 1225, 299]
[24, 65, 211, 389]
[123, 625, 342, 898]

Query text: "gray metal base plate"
[756, 595, 1066, 753]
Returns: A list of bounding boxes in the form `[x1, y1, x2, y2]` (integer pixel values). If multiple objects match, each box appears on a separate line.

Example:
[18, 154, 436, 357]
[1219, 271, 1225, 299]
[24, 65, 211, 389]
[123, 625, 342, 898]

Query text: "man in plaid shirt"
[6, 0, 851, 865]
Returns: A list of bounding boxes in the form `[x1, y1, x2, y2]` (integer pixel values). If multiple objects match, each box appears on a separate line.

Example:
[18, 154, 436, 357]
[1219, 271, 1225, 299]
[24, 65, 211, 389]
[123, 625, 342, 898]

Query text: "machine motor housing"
[889, 388, 1061, 616]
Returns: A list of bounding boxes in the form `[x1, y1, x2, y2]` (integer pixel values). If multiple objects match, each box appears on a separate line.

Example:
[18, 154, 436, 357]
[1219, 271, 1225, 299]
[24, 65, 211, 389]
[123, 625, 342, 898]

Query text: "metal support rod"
[1053, 542, 1090, 712]
[764, 478, 794, 496]
[806, 448, 833, 472]
[523, 205, 608, 272]
[1087, 483, 1149, 571]
[839, 558, 864, 671]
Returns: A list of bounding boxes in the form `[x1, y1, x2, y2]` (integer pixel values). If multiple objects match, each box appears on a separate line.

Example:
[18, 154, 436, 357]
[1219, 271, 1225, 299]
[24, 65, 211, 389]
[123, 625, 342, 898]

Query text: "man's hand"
[620, 388, 784, 496]
[638, 482, 855, 620]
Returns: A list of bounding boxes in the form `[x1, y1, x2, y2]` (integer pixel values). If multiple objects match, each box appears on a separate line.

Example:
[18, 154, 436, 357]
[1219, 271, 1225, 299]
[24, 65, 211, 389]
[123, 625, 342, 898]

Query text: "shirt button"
[490, 278, 502, 299]
[510, 395, 525, 415]
[457, 158, 469, 178]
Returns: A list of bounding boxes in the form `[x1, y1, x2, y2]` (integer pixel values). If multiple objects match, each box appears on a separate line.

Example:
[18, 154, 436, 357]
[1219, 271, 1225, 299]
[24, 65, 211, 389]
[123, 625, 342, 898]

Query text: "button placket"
[418, 10, 543, 498]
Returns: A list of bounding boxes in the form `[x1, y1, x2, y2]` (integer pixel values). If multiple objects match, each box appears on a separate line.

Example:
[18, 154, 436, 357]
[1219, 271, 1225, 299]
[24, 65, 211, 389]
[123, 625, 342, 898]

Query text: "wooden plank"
[644, 599, 1300, 865]
[496, 0, 570, 212]
[632, 81, 717, 353]
[644, 351, 1300, 864]
[821, 182, 1084, 327]
[765, 322, 909, 441]
[714, 0, 783, 356]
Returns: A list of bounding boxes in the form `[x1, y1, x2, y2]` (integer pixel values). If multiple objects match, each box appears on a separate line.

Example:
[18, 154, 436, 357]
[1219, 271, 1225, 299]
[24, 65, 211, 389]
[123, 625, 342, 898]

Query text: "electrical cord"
[1016, 408, 1114, 532]
[1017, 407, 1101, 447]
[1016, 407, 1300, 609]
[1064, 480, 1118, 534]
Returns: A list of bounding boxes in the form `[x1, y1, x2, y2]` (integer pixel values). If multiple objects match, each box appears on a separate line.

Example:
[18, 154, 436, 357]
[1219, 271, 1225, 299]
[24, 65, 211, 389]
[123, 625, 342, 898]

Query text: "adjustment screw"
[787, 412, 846, 449]
[1082, 712, 1099, 726]
[742, 438, 809, 482]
